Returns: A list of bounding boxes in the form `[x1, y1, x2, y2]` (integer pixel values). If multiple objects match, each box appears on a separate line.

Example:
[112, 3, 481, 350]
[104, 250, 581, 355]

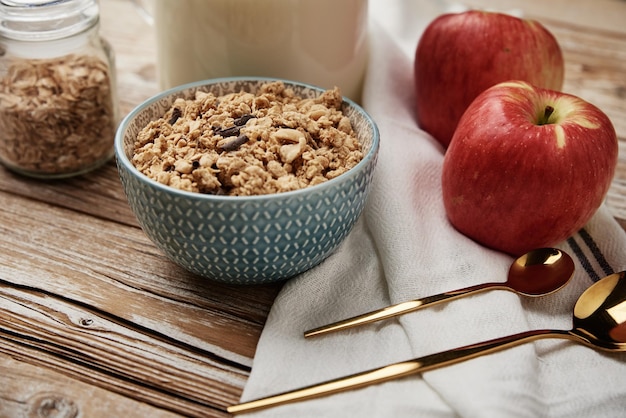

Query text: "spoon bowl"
[507, 248, 574, 296]
[572, 272, 626, 350]
[305, 248, 575, 338]
[228, 271, 626, 414]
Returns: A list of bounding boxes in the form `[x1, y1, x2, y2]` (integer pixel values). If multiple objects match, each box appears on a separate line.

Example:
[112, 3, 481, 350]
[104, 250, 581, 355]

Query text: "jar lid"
[0, 0, 99, 41]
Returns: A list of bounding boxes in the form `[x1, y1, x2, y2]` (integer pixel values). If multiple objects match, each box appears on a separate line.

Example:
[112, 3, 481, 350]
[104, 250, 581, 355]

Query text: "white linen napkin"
[238, 2, 626, 416]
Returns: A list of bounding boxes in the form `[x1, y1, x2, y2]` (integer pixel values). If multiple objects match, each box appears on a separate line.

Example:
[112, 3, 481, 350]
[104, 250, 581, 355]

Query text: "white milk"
[152, 0, 369, 101]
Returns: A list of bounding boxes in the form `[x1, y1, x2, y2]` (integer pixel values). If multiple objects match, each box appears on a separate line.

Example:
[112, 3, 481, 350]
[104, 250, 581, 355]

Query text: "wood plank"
[0, 352, 187, 418]
[547, 20, 626, 136]
[0, 162, 138, 226]
[0, 189, 280, 415]
[462, 0, 626, 34]
[99, 0, 159, 114]
[0, 191, 281, 362]
[0, 286, 242, 416]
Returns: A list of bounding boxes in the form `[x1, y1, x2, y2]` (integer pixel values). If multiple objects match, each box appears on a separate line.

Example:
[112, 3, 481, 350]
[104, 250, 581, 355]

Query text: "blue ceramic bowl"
[115, 77, 379, 285]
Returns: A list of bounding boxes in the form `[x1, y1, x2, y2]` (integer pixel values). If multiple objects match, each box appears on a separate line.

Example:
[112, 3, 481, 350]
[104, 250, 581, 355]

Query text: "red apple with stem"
[442, 80, 618, 256]
[414, 10, 564, 149]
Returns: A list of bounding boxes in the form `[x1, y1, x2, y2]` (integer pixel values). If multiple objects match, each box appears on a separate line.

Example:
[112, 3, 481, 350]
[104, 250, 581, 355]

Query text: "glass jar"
[0, 0, 118, 178]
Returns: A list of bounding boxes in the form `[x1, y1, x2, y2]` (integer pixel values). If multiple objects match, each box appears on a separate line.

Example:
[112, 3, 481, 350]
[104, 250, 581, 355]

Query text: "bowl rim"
[114, 76, 380, 202]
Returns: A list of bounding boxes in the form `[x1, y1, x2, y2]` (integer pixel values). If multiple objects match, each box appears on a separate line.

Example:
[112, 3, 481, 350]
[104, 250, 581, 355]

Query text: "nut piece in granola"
[132, 81, 363, 196]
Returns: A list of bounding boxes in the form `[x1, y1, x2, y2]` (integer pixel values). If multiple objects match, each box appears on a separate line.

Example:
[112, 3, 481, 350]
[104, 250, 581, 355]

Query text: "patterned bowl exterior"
[115, 77, 379, 284]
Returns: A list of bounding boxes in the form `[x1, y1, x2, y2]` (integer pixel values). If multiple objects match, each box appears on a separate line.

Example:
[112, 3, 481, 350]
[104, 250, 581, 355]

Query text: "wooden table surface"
[1, 1, 625, 417]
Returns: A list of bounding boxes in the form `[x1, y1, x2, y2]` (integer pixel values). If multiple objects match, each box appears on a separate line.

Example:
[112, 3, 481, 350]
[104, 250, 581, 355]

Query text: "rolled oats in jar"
[0, 0, 118, 178]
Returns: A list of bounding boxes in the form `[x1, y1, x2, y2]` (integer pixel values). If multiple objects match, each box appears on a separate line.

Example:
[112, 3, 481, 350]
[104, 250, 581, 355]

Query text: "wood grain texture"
[1, 0, 625, 416]
[0, 353, 184, 418]
[0, 189, 282, 416]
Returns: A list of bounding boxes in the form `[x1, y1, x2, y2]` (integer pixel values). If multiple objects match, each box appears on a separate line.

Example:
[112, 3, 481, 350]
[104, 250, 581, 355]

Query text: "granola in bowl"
[115, 77, 379, 284]
[131, 81, 364, 196]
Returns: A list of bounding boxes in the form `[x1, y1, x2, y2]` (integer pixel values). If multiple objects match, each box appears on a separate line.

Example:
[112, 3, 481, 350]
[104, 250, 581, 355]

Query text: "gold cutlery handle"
[304, 282, 502, 338]
[228, 329, 577, 414]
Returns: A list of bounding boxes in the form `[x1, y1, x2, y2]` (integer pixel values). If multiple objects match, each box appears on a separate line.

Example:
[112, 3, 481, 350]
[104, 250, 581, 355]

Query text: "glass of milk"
[133, 0, 369, 102]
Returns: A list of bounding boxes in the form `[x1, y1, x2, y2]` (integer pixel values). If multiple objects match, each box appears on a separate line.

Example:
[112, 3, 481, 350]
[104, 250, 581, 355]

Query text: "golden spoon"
[228, 270, 626, 414]
[305, 248, 574, 338]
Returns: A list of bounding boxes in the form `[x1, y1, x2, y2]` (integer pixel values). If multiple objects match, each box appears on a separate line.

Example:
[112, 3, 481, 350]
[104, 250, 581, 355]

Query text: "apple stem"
[538, 105, 555, 125]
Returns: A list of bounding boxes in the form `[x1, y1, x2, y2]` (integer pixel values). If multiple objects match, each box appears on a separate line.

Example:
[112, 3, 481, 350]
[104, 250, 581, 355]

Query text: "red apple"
[414, 10, 564, 149]
[442, 80, 618, 256]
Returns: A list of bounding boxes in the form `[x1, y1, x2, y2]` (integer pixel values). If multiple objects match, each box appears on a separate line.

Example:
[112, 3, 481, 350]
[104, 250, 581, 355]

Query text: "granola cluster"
[0, 54, 116, 176]
[132, 81, 364, 196]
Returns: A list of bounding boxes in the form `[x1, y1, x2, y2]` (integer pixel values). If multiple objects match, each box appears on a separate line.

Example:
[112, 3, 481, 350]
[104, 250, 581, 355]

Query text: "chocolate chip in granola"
[214, 114, 255, 138]
[215, 125, 242, 138]
[234, 114, 255, 126]
[168, 107, 182, 125]
[219, 134, 250, 152]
